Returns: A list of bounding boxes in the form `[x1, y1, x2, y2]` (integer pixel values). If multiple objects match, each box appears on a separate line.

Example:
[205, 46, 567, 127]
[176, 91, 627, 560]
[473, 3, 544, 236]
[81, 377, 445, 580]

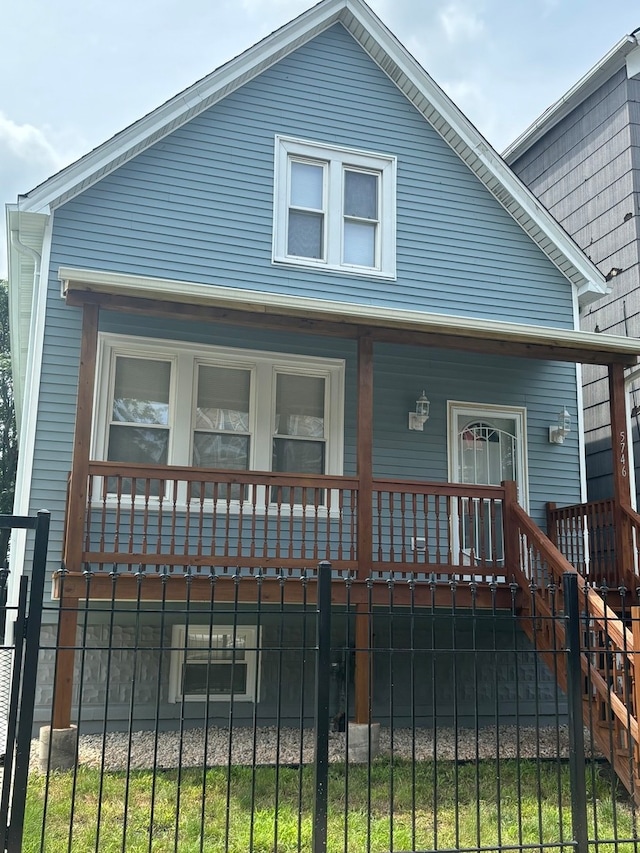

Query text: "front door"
[448, 403, 527, 567]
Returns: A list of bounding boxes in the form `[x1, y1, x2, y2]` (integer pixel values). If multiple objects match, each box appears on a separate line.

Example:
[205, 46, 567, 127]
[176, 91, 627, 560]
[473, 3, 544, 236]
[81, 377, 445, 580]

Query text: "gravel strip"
[29, 725, 599, 773]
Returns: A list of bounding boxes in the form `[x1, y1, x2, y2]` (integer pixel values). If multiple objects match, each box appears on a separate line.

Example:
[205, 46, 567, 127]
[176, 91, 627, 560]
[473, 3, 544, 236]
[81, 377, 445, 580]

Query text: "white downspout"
[7, 228, 42, 609]
[9, 228, 41, 432]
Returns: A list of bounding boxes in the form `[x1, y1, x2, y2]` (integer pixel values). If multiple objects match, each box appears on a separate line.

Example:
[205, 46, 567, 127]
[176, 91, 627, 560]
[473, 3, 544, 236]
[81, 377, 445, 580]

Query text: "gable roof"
[14, 0, 608, 306]
[503, 30, 640, 164]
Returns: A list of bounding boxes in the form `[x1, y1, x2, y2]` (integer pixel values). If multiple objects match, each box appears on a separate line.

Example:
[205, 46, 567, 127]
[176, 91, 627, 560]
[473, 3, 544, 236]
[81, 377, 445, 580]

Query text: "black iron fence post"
[6, 510, 50, 853]
[563, 571, 588, 853]
[313, 560, 332, 853]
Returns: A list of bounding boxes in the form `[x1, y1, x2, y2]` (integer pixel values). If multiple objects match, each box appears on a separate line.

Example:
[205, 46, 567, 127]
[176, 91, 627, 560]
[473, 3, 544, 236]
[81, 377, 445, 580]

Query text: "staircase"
[506, 498, 640, 800]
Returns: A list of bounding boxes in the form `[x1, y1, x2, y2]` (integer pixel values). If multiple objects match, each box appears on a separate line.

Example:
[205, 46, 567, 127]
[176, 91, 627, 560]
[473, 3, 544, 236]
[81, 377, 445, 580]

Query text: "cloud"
[0, 113, 79, 277]
[438, 3, 485, 42]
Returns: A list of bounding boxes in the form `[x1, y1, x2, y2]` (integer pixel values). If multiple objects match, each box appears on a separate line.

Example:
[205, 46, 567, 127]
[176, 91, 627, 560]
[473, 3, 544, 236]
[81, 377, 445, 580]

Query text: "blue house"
[6, 0, 640, 774]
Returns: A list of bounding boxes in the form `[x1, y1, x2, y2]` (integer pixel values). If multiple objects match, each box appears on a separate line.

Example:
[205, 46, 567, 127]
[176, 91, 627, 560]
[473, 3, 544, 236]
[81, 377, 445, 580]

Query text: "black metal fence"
[0, 511, 49, 853]
[12, 564, 640, 853]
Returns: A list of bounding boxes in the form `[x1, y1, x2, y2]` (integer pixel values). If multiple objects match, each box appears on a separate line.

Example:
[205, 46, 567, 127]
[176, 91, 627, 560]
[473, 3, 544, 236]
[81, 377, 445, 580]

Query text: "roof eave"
[503, 33, 640, 164]
[16, 0, 608, 302]
[59, 265, 638, 366]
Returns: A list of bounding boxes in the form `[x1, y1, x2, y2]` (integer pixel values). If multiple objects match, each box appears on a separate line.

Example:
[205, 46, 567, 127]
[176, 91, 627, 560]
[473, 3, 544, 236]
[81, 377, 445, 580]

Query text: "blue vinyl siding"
[26, 22, 582, 592]
[50, 24, 574, 327]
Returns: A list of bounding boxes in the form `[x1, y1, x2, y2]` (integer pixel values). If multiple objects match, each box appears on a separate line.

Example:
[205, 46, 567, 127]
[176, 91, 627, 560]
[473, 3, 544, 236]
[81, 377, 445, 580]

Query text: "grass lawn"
[23, 759, 638, 853]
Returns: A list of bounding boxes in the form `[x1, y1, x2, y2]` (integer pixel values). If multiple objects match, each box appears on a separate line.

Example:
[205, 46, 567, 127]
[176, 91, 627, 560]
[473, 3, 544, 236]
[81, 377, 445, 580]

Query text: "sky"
[2, 0, 640, 276]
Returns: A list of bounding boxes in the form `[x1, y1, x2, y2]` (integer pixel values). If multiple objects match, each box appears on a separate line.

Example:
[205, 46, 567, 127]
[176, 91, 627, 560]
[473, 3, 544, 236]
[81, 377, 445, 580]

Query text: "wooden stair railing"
[547, 498, 640, 592]
[506, 492, 640, 799]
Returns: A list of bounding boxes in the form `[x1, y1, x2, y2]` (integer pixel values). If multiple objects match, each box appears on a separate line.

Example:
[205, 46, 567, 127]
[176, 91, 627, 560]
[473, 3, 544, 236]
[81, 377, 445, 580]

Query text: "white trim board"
[59, 266, 640, 362]
[14, 0, 608, 306]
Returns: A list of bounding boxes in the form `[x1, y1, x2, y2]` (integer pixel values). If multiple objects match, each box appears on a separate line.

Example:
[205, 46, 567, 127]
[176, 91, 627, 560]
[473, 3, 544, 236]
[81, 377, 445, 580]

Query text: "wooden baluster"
[156, 479, 164, 556]
[169, 478, 178, 557]
[288, 485, 295, 559]
[237, 478, 244, 558]
[114, 476, 123, 553]
[489, 497, 497, 567]
[398, 492, 406, 563]
[210, 481, 218, 559]
[263, 484, 270, 561]
[376, 490, 383, 562]
[223, 481, 231, 558]
[142, 477, 151, 555]
[184, 479, 192, 558]
[438, 495, 446, 566]
[250, 479, 257, 559]
[351, 489, 357, 563]
[313, 488, 320, 562]
[128, 477, 136, 554]
[100, 475, 108, 555]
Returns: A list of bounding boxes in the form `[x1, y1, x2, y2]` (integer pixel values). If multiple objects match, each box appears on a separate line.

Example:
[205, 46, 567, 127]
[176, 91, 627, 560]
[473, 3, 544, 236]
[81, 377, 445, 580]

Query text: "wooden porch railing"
[508, 498, 640, 797]
[75, 462, 506, 579]
[547, 498, 639, 589]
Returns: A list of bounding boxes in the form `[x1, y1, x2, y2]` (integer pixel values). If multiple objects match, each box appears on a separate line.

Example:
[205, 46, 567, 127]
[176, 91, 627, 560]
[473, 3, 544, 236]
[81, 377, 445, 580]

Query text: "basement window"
[168, 624, 260, 703]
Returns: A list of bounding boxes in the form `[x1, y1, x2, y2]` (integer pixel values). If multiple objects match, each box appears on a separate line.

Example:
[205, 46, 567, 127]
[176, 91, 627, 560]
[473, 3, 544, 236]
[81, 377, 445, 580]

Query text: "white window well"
[273, 136, 396, 278]
[169, 624, 260, 703]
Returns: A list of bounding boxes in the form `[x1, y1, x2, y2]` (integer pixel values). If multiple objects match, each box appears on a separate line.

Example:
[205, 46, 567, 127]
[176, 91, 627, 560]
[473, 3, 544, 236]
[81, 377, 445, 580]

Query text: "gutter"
[504, 31, 640, 163]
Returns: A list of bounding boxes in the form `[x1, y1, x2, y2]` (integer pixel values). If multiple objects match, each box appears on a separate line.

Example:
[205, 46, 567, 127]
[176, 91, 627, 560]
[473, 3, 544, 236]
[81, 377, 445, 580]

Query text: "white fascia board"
[58, 266, 640, 360]
[503, 34, 639, 164]
[17, 0, 346, 215]
[17, 0, 606, 305]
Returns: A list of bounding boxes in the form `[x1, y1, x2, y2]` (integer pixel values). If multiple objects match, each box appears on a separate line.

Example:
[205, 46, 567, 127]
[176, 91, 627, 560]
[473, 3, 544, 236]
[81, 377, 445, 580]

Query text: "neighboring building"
[5, 0, 640, 767]
[504, 30, 640, 505]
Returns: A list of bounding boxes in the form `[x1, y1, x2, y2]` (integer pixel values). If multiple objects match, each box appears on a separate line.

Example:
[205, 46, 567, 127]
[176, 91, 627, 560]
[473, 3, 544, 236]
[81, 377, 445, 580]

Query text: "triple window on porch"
[95, 335, 345, 488]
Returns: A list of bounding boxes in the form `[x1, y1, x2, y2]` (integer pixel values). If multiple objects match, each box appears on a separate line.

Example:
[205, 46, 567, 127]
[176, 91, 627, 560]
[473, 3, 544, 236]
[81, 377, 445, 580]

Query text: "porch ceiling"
[60, 266, 640, 366]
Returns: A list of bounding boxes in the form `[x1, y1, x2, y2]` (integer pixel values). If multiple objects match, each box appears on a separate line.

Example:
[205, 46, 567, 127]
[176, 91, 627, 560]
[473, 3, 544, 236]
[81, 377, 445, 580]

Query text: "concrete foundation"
[39, 725, 78, 772]
[347, 722, 380, 763]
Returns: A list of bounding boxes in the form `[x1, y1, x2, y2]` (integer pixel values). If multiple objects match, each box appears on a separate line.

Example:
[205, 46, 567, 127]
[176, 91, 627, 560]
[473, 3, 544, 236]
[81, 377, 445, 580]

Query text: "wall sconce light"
[549, 407, 571, 444]
[408, 390, 430, 431]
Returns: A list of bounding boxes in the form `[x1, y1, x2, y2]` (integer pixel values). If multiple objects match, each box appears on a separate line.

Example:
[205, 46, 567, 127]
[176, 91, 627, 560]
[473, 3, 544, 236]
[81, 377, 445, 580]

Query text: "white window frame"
[93, 333, 345, 479]
[168, 624, 260, 703]
[273, 135, 396, 279]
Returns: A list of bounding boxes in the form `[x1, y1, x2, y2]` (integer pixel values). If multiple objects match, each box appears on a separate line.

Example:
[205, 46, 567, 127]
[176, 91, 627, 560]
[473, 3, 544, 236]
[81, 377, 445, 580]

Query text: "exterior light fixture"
[408, 390, 430, 431]
[549, 407, 571, 444]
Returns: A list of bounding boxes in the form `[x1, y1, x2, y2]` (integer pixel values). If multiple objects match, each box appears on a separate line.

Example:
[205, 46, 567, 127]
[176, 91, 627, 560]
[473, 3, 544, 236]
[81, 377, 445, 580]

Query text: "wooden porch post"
[608, 363, 634, 585]
[54, 302, 99, 730]
[64, 302, 99, 572]
[355, 333, 373, 724]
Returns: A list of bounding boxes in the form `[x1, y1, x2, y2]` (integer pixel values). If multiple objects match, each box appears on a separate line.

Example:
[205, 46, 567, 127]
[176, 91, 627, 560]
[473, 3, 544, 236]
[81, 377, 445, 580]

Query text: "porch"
[47, 279, 640, 789]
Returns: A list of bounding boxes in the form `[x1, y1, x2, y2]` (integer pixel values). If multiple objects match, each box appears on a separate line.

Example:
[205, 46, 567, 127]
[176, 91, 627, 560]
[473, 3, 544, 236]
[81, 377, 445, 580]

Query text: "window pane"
[344, 220, 376, 266]
[112, 357, 170, 425]
[288, 210, 323, 259]
[290, 161, 323, 209]
[272, 438, 325, 474]
[344, 170, 377, 219]
[183, 663, 247, 696]
[276, 374, 325, 436]
[193, 433, 249, 469]
[196, 366, 250, 432]
[108, 425, 169, 464]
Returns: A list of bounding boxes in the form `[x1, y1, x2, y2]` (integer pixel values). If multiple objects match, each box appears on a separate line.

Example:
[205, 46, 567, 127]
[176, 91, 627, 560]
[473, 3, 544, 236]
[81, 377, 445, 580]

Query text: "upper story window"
[273, 136, 396, 279]
[94, 335, 345, 480]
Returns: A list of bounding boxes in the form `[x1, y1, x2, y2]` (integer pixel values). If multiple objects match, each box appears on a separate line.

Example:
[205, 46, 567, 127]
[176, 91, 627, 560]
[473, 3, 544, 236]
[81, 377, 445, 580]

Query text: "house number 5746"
[620, 431, 627, 477]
